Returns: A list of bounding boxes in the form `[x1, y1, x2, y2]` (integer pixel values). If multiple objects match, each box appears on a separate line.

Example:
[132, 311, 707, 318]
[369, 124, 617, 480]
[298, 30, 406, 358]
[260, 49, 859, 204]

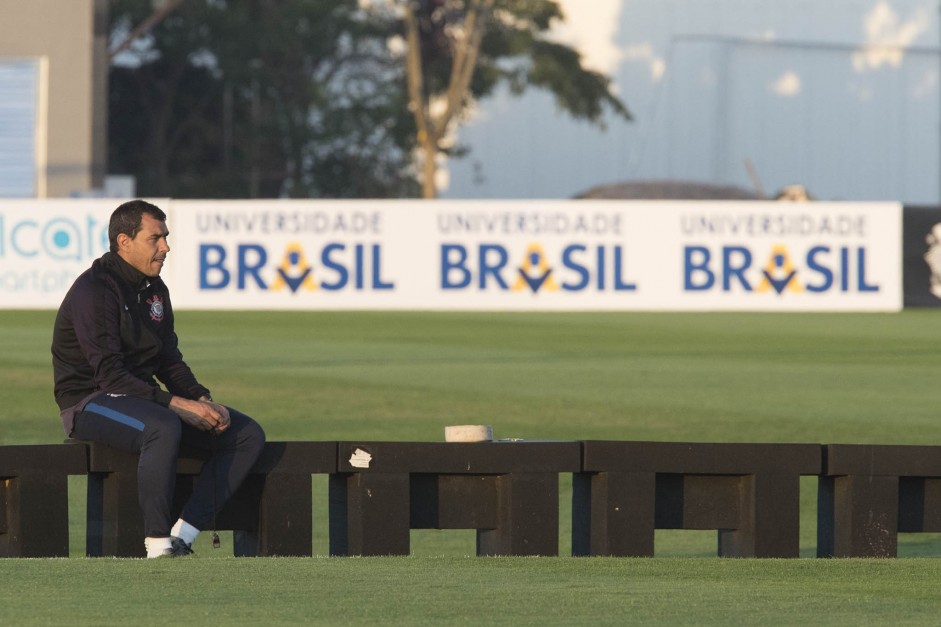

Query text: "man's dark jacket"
[51, 252, 210, 434]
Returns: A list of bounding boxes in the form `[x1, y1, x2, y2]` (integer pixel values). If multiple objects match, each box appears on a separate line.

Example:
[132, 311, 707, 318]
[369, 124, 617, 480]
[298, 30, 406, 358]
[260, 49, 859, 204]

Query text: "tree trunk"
[404, 0, 493, 200]
[421, 138, 438, 199]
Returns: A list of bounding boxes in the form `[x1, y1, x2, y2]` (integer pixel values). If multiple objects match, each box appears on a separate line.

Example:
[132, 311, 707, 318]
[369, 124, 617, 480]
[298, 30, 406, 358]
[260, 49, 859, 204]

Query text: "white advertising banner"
[651, 200, 902, 311]
[168, 199, 901, 311]
[0, 199, 902, 311]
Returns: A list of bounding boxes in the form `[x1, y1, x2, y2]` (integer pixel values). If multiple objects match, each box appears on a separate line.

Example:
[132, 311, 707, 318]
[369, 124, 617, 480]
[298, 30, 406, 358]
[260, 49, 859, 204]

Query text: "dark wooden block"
[329, 472, 410, 556]
[655, 474, 741, 530]
[331, 441, 580, 557]
[0, 444, 88, 557]
[572, 470, 656, 556]
[825, 444, 941, 477]
[411, 474, 499, 529]
[581, 441, 821, 475]
[817, 444, 941, 558]
[84, 440, 336, 557]
[574, 441, 821, 558]
[719, 472, 803, 558]
[336, 441, 581, 474]
[817, 473, 897, 558]
[477, 472, 559, 556]
[898, 477, 941, 532]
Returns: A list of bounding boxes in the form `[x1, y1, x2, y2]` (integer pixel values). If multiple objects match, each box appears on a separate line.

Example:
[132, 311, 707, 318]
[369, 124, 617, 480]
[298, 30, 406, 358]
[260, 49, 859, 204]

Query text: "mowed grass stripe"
[3, 558, 941, 626]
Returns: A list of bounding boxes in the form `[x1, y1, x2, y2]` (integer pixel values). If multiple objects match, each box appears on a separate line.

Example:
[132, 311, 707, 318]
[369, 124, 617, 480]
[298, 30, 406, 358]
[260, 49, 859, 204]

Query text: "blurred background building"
[0, 0, 109, 198]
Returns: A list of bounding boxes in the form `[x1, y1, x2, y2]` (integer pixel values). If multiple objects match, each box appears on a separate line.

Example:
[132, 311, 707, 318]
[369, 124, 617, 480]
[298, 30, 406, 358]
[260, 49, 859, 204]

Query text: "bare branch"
[429, 0, 492, 144]
[108, 0, 188, 61]
[403, 3, 432, 145]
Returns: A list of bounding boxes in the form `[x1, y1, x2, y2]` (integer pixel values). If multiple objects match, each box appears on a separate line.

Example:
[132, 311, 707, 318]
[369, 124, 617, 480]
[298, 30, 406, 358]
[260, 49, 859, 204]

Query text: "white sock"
[144, 536, 173, 558]
[170, 519, 200, 545]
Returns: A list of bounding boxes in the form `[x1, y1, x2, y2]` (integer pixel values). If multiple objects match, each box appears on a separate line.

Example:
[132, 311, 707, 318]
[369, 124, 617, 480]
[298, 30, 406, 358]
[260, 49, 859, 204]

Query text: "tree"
[367, 0, 632, 198]
[108, 0, 419, 198]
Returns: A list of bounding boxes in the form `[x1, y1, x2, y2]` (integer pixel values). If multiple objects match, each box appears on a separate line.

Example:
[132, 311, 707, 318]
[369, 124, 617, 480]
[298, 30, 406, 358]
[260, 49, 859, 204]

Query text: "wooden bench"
[82, 440, 336, 557]
[23, 439, 941, 560]
[329, 441, 581, 556]
[818, 444, 941, 557]
[0, 444, 88, 557]
[573, 441, 823, 557]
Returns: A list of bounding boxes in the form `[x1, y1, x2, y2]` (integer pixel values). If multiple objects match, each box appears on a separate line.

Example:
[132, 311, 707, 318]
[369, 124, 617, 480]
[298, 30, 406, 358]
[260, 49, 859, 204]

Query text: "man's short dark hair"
[108, 200, 167, 253]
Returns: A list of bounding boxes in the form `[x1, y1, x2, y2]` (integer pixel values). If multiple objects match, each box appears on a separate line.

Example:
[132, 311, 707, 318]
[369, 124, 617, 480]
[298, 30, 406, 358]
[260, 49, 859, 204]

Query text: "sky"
[553, 0, 626, 77]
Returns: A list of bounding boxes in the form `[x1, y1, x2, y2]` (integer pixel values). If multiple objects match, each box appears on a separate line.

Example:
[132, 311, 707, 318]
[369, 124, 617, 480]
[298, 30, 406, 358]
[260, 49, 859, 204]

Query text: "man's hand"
[169, 396, 231, 434]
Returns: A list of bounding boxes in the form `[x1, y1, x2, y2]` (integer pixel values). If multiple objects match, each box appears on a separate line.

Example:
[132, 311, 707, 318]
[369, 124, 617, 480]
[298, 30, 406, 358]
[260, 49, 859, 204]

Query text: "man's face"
[118, 213, 170, 277]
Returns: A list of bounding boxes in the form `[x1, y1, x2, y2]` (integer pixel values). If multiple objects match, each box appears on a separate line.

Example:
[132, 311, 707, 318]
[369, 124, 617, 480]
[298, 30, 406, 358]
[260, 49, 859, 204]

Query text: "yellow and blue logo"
[512, 244, 559, 293]
[755, 245, 803, 294]
[199, 241, 394, 293]
[684, 243, 878, 294]
[440, 242, 636, 293]
[269, 243, 316, 293]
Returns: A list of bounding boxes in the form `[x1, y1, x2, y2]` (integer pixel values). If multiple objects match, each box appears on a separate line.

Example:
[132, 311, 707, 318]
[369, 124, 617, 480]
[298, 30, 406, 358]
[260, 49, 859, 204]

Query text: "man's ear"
[116, 233, 131, 251]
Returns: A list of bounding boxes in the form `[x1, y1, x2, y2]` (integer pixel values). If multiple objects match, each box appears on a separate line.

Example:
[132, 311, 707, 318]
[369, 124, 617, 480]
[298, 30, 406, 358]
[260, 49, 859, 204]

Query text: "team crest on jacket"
[147, 295, 165, 322]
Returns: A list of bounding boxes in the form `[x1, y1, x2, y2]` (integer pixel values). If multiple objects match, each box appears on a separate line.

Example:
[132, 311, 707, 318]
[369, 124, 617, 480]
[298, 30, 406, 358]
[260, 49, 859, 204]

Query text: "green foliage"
[107, 0, 630, 199]
[410, 0, 631, 122]
[528, 41, 631, 124]
[108, 0, 419, 198]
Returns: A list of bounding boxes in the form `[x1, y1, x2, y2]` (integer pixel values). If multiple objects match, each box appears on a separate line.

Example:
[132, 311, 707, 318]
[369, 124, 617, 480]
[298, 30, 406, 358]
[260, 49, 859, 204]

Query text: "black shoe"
[166, 536, 193, 557]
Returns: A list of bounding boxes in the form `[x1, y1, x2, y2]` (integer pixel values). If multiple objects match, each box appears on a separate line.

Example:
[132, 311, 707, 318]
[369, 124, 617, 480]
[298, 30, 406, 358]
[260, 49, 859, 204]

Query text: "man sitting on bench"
[51, 199, 266, 558]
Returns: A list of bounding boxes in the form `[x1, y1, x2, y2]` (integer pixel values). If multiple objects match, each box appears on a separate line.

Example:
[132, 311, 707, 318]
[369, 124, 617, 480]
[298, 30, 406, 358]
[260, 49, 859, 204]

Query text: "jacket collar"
[99, 251, 151, 291]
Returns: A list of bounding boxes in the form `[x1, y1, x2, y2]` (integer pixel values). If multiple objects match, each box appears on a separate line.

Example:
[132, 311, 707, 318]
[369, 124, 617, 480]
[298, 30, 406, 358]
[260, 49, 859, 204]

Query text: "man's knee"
[240, 418, 266, 458]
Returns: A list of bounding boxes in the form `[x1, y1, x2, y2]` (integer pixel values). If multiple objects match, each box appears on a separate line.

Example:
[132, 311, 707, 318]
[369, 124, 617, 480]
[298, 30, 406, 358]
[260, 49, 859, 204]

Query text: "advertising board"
[0, 199, 902, 311]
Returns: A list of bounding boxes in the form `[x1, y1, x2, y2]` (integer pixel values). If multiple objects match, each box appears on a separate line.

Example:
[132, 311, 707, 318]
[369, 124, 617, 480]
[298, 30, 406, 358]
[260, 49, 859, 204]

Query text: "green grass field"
[3, 309, 941, 625]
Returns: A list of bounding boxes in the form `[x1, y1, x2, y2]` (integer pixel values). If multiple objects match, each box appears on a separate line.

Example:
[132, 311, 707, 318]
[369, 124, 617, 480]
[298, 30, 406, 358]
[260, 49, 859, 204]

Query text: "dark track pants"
[71, 393, 266, 538]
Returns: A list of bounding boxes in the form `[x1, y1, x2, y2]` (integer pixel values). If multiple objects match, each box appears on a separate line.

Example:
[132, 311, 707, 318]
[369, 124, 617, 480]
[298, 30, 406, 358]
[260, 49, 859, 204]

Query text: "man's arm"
[152, 289, 229, 432]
